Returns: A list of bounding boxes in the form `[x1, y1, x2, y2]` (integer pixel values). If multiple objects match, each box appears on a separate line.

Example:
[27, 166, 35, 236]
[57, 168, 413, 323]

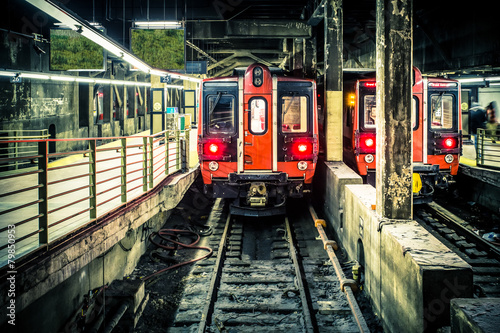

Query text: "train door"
[412, 95, 424, 162]
[413, 68, 424, 163]
[243, 94, 272, 170]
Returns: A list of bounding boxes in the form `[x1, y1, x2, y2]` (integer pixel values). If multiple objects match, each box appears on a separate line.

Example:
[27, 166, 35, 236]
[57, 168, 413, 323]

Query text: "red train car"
[343, 67, 462, 203]
[198, 64, 319, 216]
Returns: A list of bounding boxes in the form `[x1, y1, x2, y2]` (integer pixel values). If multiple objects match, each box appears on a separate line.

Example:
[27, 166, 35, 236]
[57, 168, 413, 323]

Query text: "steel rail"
[426, 202, 500, 260]
[285, 216, 316, 333]
[198, 212, 232, 333]
[308, 205, 370, 333]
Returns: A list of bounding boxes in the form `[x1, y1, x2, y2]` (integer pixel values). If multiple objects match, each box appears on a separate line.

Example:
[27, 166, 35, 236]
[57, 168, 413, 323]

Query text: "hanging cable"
[142, 228, 213, 281]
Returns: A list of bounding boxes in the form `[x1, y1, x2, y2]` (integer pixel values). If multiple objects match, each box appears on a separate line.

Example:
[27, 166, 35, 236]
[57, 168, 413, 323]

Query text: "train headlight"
[364, 154, 374, 163]
[297, 161, 308, 171]
[208, 161, 219, 171]
[444, 154, 454, 164]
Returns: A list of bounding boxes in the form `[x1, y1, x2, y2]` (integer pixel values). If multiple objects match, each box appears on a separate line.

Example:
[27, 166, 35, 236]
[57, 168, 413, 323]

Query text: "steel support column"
[293, 38, 304, 77]
[375, 0, 413, 219]
[324, 0, 343, 161]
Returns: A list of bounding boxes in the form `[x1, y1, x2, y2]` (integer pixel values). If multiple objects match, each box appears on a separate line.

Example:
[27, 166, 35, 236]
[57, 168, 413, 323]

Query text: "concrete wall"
[321, 162, 473, 332]
[0, 169, 198, 333]
[457, 165, 500, 215]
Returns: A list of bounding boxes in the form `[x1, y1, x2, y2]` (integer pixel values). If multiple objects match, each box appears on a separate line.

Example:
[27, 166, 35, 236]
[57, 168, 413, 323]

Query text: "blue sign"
[10, 76, 22, 83]
[160, 75, 172, 83]
[185, 61, 207, 74]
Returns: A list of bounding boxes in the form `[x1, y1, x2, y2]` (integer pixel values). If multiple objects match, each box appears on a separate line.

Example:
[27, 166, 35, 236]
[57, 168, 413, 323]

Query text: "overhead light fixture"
[134, 21, 182, 29]
[51, 75, 76, 82]
[20, 73, 50, 80]
[457, 78, 484, 83]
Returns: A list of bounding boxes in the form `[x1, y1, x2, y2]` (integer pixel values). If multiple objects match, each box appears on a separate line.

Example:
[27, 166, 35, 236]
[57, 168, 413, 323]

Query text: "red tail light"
[357, 132, 376, 154]
[443, 138, 455, 149]
[205, 143, 221, 155]
[360, 136, 376, 150]
[293, 142, 312, 156]
[364, 137, 375, 148]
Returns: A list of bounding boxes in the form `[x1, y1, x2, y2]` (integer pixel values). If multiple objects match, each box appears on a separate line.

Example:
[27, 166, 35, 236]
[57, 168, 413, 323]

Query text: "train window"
[363, 95, 376, 128]
[282, 96, 307, 133]
[430, 94, 454, 129]
[249, 98, 267, 134]
[207, 94, 235, 134]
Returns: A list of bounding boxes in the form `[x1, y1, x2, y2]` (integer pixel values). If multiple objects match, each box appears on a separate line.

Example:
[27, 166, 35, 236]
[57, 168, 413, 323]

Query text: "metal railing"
[0, 130, 190, 267]
[476, 128, 500, 170]
[0, 130, 50, 171]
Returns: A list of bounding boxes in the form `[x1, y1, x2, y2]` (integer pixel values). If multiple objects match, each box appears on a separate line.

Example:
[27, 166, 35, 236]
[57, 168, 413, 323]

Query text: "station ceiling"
[7, 0, 500, 78]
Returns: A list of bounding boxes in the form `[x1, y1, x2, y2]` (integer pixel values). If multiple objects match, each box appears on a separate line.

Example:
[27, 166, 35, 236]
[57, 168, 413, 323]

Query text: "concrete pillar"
[293, 38, 304, 77]
[375, 0, 413, 219]
[324, 0, 343, 161]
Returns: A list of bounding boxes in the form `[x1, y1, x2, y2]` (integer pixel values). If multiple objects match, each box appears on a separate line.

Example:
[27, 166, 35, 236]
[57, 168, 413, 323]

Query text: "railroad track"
[166, 199, 368, 332]
[416, 202, 500, 298]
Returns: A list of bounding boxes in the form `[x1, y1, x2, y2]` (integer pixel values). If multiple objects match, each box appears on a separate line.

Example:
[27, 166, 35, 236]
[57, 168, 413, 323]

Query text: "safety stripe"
[238, 75, 244, 173]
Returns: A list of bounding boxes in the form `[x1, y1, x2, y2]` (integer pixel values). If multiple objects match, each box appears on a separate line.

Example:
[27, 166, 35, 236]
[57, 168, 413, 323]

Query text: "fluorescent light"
[485, 77, 500, 82]
[75, 77, 95, 83]
[94, 79, 111, 84]
[51, 75, 76, 82]
[20, 73, 50, 80]
[150, 69, 167, 76]
[0, 71, 16, 77]
[458, 78, 484, 83]
[134, 21, 182, 28]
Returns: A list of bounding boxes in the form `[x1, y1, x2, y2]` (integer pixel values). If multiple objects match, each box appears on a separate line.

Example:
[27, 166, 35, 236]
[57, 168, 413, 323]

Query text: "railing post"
[185, 129, 190, 169]
[149, 136, 154, 188]
[165, 130, 169, 175]
[14, 130, 18, 170]
[176, 130, 180, 170]
[121, 138, 127, 203]
[142, 137, 148, 192]
[89, 140, 97, 220]
[38, 140, 49, 248]
[480, 129, 485, 166]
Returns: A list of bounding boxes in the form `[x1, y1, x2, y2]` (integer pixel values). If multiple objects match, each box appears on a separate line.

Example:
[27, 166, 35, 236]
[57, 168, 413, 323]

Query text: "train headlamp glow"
[444, 154, 454, 164]
[364, 154, 374, 163]
[297, 161, 308, 171]
[208, 161, 219, 171]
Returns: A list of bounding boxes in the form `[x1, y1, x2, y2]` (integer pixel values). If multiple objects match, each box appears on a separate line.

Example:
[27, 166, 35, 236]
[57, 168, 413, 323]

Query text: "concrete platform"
[451, 298, 500, 333]
[458, 142, 500, 213]
[319, 161, 473, 333]
[0, 167, 198, 332]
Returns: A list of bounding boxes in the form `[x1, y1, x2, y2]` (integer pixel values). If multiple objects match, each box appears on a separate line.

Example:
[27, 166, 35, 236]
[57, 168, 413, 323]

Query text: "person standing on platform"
[486, 102, 498, 141]
[469, 102, 487, 151]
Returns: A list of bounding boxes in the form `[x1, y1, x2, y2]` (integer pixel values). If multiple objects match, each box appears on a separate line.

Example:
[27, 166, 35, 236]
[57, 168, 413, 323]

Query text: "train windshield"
[361, 93, 418, 130]
[430, 94, 454, 129]
[207, 93, 235, 134]
[281, 95, 308, 133]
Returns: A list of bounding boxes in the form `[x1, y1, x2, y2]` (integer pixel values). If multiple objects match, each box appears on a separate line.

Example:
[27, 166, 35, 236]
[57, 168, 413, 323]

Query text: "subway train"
[197, 63, 319, 216]
[343, 67, 462, 204]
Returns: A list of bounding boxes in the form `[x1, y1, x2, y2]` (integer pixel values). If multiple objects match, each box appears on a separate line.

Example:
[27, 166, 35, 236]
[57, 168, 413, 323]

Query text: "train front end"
[198, 64, 318, 216]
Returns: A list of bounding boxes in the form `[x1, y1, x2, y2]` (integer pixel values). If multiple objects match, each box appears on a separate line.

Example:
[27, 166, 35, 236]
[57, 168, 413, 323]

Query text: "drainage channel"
[168, 200, 364, 332]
